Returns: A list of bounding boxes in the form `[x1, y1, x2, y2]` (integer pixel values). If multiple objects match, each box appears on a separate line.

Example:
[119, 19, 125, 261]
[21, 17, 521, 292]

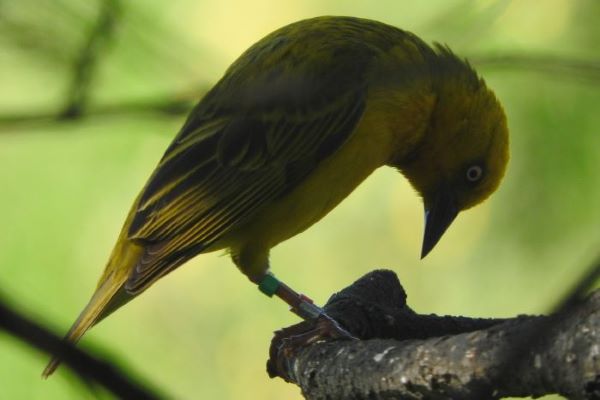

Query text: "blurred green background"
[1, 0, 599, 399]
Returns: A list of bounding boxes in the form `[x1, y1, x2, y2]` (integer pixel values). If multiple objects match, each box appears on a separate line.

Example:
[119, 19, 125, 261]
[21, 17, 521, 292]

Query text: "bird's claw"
[267, 313, 357, 381]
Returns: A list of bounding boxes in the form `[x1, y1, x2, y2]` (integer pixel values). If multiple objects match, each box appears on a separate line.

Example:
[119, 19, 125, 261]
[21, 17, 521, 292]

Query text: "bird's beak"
[421, 188, 459, 259]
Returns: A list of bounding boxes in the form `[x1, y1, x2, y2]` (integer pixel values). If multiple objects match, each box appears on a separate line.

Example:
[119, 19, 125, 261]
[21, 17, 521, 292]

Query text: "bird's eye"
[466, 165, 484, 183]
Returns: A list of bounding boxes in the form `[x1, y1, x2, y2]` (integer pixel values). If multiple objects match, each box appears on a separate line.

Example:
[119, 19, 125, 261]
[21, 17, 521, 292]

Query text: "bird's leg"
[254, 271, 357, 339]
[254, 272, 358, 380]
[255, 272, 323, 320]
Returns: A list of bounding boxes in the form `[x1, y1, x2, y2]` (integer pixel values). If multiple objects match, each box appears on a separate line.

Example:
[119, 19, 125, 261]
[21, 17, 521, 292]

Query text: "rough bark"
[268, 270, 600, 400]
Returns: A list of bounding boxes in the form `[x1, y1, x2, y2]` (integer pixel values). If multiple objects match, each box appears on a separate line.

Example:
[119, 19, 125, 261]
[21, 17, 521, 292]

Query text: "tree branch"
[268, 270, 600, 400]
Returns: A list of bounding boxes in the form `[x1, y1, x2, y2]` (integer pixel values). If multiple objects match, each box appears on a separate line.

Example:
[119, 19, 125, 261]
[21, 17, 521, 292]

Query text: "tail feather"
[42, 209, 144, 378]
[42, 271, 130, 378]
[42, 196, 146, 378]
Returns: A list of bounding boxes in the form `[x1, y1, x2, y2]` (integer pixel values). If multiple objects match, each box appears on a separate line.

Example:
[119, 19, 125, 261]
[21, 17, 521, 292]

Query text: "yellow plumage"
[43, 16, 509, 377]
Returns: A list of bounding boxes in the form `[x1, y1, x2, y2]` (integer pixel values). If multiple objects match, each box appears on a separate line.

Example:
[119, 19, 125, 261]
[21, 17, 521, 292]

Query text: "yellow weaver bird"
[43, 16, 508, 376]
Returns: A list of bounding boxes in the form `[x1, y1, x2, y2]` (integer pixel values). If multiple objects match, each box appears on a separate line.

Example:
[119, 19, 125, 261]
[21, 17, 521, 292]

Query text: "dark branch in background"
[0, 54, 598, 130]
[268, 269, 600, 400]
[473, 54, 600, 83]
[0, 296, 163, 399]
[0, 91, 202, 127]
[60, 0, 121, 119]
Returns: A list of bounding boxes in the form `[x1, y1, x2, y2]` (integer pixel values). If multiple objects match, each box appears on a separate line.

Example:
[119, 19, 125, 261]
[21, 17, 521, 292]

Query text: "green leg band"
[258, 273, 280, 297]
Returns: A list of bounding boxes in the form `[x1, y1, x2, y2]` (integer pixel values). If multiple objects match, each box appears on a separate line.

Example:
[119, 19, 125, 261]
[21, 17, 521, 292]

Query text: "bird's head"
[396, 58, 509, 258]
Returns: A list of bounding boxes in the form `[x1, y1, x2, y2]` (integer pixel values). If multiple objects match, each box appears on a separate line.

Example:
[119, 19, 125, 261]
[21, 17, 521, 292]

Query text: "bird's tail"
[42, 221, 143, 378]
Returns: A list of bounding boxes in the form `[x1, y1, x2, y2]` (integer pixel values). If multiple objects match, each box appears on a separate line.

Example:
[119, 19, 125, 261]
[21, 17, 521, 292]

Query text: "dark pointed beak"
[421, 188, 459, 259]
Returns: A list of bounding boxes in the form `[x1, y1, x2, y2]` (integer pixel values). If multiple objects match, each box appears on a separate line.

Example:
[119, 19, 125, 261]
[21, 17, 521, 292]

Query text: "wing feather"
[124, 24, 378, 292]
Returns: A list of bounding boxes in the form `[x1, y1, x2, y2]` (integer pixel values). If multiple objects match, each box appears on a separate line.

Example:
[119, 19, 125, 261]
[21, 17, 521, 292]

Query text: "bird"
[43, 15, 509, 377]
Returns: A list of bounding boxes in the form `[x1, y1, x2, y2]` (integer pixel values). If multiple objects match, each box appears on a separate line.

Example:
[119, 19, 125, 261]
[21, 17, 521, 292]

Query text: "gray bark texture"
[267, 270, 600, 400]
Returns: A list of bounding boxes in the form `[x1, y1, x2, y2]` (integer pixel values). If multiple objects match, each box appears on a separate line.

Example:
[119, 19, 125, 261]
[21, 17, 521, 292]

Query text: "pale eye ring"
[466, 165, 484, 182]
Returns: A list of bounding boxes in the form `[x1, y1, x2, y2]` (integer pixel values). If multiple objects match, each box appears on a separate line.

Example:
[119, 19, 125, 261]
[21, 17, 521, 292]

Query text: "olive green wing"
[125, 34, 373, 293]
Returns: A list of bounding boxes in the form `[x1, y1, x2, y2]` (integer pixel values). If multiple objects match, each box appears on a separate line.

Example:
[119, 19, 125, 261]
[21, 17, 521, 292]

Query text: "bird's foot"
[267, 313, 357, 381]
